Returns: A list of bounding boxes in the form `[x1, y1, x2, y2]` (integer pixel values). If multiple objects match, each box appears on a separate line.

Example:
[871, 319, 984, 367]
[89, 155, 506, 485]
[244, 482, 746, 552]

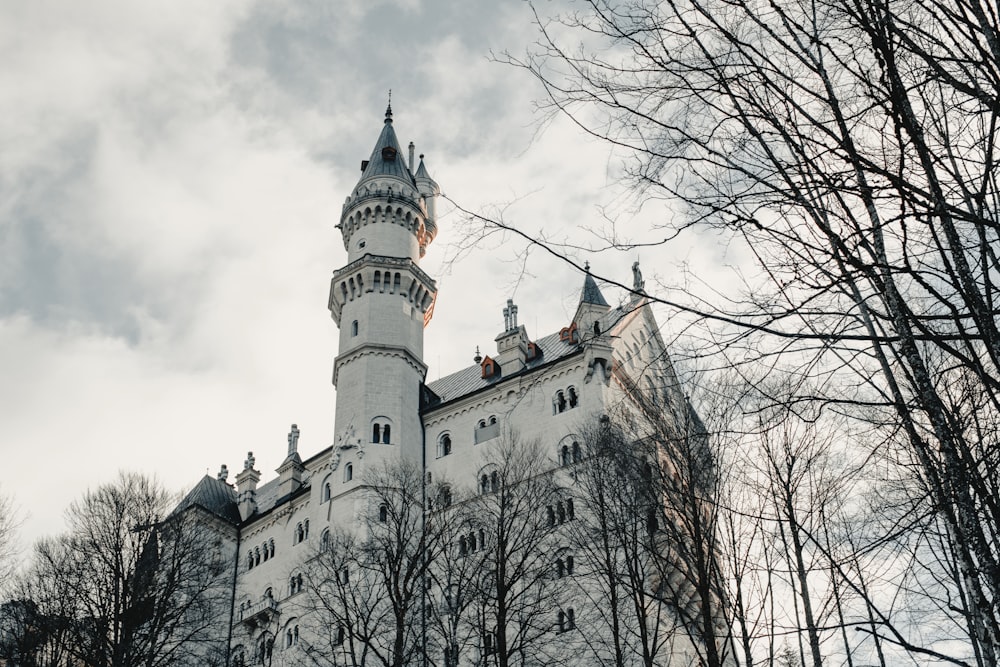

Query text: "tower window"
[323, 481, 331, 502]
[345, 463, 354, 482]
[379, 504, 388, 522]
[351, 320, 358, 337]
[372, 420, 392, 444]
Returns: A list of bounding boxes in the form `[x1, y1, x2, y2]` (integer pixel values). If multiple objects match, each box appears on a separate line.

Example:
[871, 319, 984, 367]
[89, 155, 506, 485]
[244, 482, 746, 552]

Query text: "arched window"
[567, 608, 576, 629]
[557, 502, 566, 524]
[379, 504, 388, 522]
[323, 481, 331, 502]
[546, 506, 555, 527]
[344, 463, 354, 482]
[568, 386, 578, 408]
[372, 424, 381, 443]
[490, 471, 499, 492]
[438, 485, 452, 508]
[351, 320, 358, 337]
[382, 425, 390, 444]
[295, 523, 304, 544]
[303, 519, 309, 540]
[489, 415, 497, 425]
[480, 474, 490, 494]
[558, 611, 566, 633]
[254, 548, 260, 566]
[556, 558, 564, 578]
[263, 543, 269, 562]
[247, 553, 254, 570]
[257, 634, 274, 664]
[555, 390, 567, 414]
[426, 471, 433, 486]
[321, 529, 330, 552]
[268, 539, 275, 558]
[459, 536, 468, 556]
[438, 434, 452, 458]
[572, 441, 582, 463]
[469, 531, 477, 551]
[336, 626, 345, 645]
[566, 555, 574, 574]
[566, 499, 575, 521]
[560, 445, 570, 466]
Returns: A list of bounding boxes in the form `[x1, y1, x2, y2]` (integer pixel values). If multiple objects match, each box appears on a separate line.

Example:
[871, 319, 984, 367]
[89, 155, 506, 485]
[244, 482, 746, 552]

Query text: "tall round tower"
[327, 105, 439, 468]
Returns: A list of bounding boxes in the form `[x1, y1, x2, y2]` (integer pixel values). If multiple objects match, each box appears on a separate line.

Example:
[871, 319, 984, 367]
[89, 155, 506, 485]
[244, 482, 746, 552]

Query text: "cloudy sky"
[0, 0, 730, 551]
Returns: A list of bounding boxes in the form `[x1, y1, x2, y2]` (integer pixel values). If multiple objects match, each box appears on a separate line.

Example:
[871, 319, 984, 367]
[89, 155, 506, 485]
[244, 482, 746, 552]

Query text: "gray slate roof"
[425, 331, 582, 407]
[174, 475, 241, 524]
[580, 273, 610, 306]
[357, 115, 415, 187]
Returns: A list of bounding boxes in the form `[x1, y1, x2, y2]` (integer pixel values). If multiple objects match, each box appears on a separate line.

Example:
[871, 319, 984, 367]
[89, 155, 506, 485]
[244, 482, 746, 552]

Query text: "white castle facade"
[175, 107, 723, 667]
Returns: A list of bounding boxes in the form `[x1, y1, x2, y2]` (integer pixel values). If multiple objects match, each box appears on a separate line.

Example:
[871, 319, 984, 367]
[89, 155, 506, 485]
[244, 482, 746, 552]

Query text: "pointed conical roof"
[356, 107, 415, 188]
[173, 475, 240, 524]
[414, 155, 439, 192]
[580, 271, 610, 307]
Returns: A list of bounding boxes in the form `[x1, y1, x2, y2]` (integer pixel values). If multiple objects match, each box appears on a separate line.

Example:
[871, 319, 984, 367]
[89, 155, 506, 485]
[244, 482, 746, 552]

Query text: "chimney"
[235, 451, 261, 521]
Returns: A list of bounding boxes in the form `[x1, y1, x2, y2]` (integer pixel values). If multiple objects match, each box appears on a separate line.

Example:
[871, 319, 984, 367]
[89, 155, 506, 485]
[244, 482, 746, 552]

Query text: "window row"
[553, 386, 579, 414]
[289, 573, 304, 596]
[556, 608, 577, 633]
[284, 624, 299, 648]
[294, 520, 310, 544]
[246, 539, 275, 570]
[458, 529, 486, 556]
[371, 422, 391, 444]
[558, 441, 582, 466]
[546, 499, 575, 526]
[555, 554, 575, 578]
[479, 470, 500, 494]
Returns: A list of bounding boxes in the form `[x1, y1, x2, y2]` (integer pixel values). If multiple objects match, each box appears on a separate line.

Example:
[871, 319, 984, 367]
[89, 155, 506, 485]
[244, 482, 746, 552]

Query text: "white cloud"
[0, 0, 729, 553]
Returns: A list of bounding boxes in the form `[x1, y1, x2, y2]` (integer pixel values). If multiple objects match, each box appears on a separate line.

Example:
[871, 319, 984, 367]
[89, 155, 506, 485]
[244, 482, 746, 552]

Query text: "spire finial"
[474, 346, 483, 364]
[584, 261, 591, 272]
[385, 90, 393, 123]
[287, 424, 300, 456]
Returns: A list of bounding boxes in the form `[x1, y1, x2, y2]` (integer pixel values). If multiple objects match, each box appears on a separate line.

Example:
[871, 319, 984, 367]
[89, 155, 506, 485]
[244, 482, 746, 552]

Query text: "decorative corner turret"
[236, 451, 261, 521]
[573, 263, 611, 342]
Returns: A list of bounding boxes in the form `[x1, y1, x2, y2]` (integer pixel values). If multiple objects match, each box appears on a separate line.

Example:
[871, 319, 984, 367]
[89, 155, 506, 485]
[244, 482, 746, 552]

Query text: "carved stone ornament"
[331, 422, 362, 470]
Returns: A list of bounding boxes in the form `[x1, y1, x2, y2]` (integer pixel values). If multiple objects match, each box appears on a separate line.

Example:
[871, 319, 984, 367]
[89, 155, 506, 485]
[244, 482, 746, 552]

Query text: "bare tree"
[0, 486, 21, 594]
[568, 417, 694, 667]
[485, 0, 1000, 661]
[467, 434, 566, 667]
[301, 460, 446, 667]
[4, 472, 230, 667]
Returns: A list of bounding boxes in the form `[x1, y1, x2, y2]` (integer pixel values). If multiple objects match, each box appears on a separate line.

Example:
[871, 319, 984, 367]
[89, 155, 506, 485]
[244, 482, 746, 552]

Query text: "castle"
[174, 106, 721, 666]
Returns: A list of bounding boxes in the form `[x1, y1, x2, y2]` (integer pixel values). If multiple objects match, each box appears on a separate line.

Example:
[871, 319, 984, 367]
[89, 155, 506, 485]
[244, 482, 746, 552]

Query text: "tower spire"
[385, 90, 393, 123]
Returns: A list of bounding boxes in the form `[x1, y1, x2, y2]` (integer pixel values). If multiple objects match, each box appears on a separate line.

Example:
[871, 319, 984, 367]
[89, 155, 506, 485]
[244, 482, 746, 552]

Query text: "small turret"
[573, 263, 611, 340]
[414, 154, 440, 243]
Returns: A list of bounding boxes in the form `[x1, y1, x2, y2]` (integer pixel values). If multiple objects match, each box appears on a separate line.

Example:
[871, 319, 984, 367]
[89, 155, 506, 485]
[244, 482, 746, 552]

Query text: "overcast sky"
[0, 0, 735, 552]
